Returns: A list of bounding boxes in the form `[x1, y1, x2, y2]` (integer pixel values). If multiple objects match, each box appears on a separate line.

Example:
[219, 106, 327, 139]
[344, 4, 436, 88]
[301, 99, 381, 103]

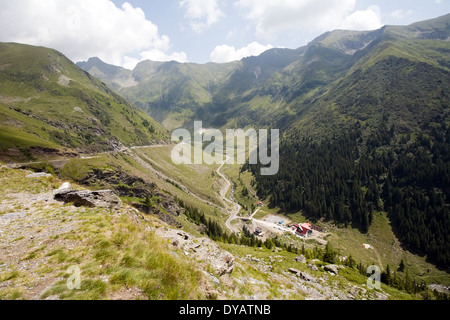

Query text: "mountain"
[245, 16, 450, 268]
[78, 14, 450, 133]
[0, 43, 166, 161]
[79, 14, 450, 269]
[78, 57, 239, 129]
[76, 57, 138, 91]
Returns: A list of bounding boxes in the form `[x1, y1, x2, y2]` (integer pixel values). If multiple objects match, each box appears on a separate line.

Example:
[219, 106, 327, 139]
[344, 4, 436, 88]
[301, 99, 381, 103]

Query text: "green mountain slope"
[78, 57, 239, 130]
[246, 17, 450, 268]
[0, 43, 166, 161]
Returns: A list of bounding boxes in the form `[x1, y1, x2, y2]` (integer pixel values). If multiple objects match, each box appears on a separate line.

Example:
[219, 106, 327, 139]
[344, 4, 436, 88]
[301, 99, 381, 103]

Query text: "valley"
[1, 13, 449, 301]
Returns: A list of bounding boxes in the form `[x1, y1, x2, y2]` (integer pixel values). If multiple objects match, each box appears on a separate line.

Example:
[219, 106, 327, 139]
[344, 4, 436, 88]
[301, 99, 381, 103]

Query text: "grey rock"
[211, 251, 234, 276]
[57, 182, 71, 192]
[375, 292, 389, 300]
[0, 211, 27, 220]
[307, 263, 319, 271]
[54, 189, 122, 210]
[26, 172, 52, 178]
[324, 264, 339, 275]
[299, 271, 316, 282]
[203, 271, 220, 286]
[294, 255, 307, 264]
[289, 268, 301, 275]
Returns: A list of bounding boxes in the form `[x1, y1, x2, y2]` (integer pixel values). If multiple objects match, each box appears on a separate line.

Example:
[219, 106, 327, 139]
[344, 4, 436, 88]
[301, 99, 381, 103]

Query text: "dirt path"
[371, 246, 383, 270]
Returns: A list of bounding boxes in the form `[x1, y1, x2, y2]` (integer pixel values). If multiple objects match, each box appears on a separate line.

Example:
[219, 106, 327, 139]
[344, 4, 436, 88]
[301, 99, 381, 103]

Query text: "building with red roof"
[290, 223, 313, 237]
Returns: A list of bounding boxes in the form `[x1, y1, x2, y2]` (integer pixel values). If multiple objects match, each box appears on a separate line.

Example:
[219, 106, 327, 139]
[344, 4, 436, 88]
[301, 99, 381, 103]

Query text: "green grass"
[134, 146, 223, 206]
[39, 212, 205, 300]
[327, 211, 450, 286]
[0, 126, 59, 151]
[0, 166, 57, 196]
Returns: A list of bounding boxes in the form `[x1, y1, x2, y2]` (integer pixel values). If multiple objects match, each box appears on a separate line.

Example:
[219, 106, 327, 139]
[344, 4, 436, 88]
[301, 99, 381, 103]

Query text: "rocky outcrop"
[289, 268, 301, 275]
[294, 255, 306, 264]
[80, 168, 156, 199]
[308, 263, 319, 271]
[54, 189, 122, 210]
[288, 268, 317, 283]
[26, 172, 52, 178]
[299, 271, 316, 282]
[324, 264, 339, 275]
[155, 227, 234, 277]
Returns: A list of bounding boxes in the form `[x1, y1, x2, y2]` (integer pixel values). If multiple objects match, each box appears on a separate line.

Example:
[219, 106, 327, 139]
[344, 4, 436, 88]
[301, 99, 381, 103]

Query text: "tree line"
[245, 119, 450, 269]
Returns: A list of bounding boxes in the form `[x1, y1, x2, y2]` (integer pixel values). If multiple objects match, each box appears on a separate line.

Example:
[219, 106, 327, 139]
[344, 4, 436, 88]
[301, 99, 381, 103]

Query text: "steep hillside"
[246, 17, 450, 268]
[0, 43, 166, 161]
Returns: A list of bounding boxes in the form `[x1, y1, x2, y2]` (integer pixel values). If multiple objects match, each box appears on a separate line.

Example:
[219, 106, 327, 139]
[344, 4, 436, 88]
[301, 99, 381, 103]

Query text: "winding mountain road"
[216, 156, 242, 234]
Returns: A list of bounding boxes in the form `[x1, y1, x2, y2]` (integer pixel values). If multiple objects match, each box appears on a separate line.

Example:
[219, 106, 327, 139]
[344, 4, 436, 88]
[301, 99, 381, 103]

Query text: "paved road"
[215, 157, 242, 234]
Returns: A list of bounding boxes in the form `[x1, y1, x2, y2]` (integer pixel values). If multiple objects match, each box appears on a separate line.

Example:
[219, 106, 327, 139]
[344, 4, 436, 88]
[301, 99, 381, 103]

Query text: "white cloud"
[390, 9, 413, 19]
[0, 0, 187, 68]
[339, 5, 383, 30]
[210, 41, 273, 63]
[180, 0, 225, 33]
[140, 50, 188, 64]
[234, 0, 383, 40]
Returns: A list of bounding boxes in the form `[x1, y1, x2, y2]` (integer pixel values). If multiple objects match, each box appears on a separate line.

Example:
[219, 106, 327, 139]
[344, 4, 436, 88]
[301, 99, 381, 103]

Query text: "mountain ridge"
[77, 14, 450, 131]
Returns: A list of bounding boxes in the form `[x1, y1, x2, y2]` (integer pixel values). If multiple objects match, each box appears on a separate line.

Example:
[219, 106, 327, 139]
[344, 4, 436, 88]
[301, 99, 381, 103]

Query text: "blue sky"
[1, 0, 449, 68]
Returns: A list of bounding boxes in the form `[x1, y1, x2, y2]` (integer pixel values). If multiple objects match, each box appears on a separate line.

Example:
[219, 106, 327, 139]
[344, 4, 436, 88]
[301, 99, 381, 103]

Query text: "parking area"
[262, 214, 292, 226]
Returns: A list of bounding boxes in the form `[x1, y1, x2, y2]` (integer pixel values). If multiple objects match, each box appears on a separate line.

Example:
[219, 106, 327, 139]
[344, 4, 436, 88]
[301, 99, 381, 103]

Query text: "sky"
[0, 0, 449, 69]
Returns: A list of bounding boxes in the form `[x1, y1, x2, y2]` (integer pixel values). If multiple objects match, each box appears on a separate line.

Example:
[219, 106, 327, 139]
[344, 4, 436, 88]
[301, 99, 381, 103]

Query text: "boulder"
[210, 251, 234, 276]
[307, 263, 319, 272]
[55, 189, 122, 210]
[288, 268, 301, 275]
[57, 182, 71, 192]
[375, 292, 389, 300]
[324, 264, 339, 275]
[294, 255, 306, 264]
[299, 272, 316, 282]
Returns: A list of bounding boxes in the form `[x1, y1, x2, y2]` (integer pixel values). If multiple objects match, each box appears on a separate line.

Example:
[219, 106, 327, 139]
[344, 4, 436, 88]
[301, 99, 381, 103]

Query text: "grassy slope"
[133, 146, 224, 206]
[0, 42, 166, 159]
[0, 166, 205, 300]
